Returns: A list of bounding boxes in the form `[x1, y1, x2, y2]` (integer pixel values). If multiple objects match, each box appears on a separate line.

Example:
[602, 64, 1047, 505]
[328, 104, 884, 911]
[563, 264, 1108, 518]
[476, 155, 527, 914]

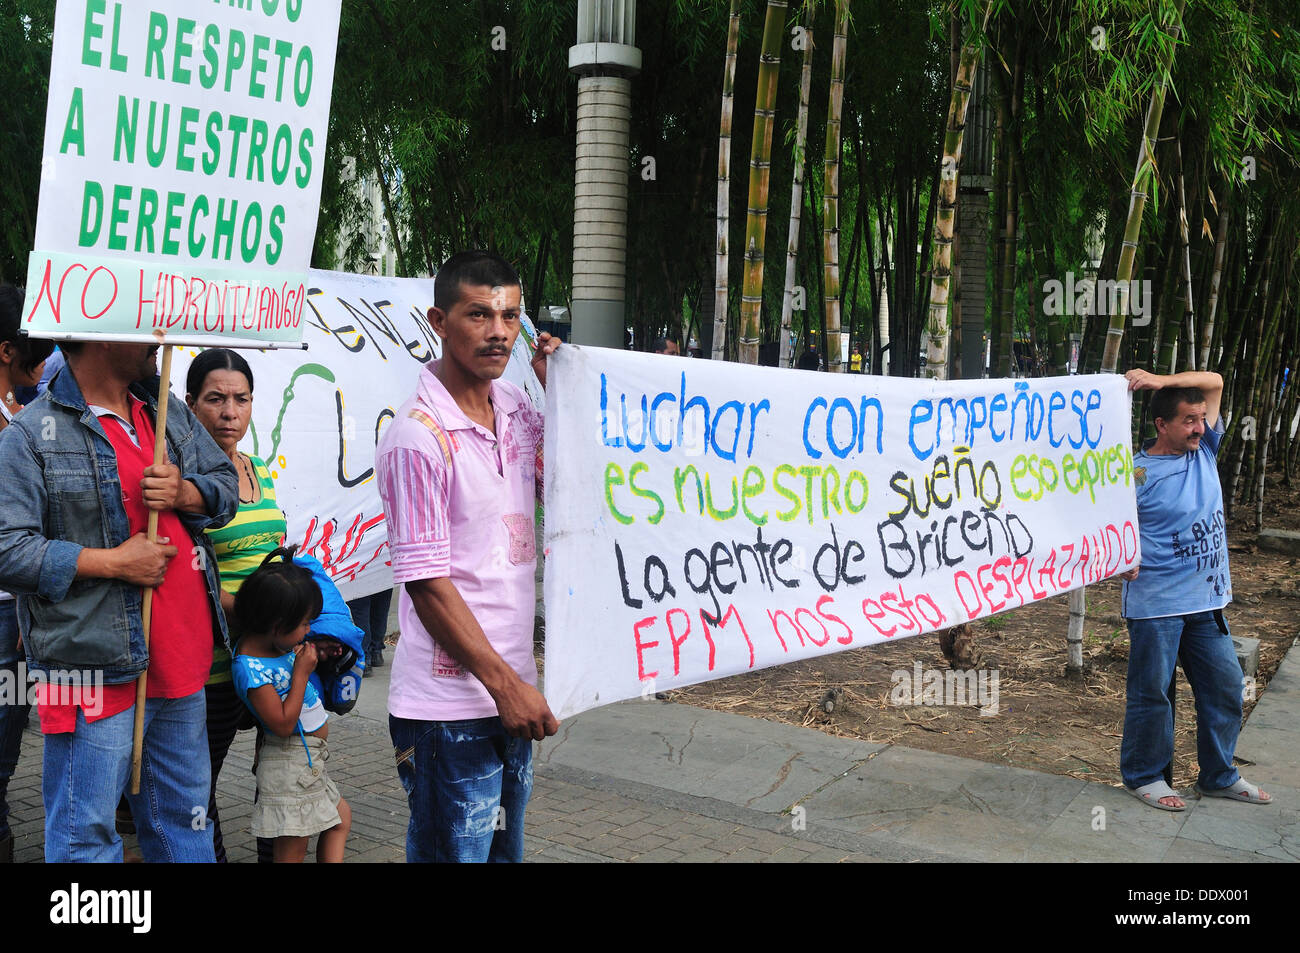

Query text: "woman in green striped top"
[187, 348, 288, 863]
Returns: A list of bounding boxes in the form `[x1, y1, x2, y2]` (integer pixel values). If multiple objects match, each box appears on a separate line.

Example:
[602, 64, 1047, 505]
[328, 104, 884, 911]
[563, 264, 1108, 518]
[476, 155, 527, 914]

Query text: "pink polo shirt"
[376, 362, 544, 721]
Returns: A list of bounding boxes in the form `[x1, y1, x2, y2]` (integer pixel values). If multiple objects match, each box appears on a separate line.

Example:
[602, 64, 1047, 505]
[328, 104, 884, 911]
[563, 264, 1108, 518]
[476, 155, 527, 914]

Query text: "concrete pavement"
[6, 632, 1297, 863]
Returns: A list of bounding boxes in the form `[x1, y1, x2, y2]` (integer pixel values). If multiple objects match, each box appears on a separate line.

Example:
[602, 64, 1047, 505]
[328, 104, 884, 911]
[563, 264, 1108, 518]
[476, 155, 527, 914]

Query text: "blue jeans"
[389, 715, 532, 863]
[1122, 611, 1243, 792]
[0, 601, 30, 841]
[348, 589, 393, 660]
[43, 688, 215, 862]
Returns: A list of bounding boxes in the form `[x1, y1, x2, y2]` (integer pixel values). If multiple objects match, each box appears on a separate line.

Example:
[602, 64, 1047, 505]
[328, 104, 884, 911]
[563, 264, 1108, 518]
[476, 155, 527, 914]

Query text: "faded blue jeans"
[1121, 610, 1244, 793]
[389, 715, 532, 863]
[43, 688, 215, 863]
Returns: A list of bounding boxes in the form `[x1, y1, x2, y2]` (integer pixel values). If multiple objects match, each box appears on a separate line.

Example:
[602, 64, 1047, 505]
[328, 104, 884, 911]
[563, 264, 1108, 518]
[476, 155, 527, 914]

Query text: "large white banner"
[25, 0, 341, 344]
[543, 347, 1140, 719]
[172, 269, 544, 601]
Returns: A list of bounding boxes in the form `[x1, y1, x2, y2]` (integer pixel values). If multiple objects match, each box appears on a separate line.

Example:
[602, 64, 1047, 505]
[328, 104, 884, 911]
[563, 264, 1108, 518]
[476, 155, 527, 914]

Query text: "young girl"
[232, 548, 352, 862]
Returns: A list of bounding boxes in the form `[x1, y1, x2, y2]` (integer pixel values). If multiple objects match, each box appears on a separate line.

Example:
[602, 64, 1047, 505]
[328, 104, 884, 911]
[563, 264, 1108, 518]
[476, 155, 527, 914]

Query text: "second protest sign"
[543, 347, 1139, 719]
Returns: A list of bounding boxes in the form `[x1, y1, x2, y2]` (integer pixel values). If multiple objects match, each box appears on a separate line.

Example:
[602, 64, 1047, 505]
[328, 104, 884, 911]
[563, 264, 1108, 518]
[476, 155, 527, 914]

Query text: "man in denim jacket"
[0, 340, 236, 861]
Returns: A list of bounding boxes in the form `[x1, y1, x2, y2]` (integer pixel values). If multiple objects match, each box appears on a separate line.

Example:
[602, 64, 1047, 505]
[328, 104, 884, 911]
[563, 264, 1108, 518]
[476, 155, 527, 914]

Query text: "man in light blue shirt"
[1119, 368, 1271, 810]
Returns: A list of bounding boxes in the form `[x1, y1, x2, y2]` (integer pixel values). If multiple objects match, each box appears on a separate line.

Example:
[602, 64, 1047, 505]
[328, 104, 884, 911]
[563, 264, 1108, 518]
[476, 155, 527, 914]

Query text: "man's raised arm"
[1124, 368, 1224, 428]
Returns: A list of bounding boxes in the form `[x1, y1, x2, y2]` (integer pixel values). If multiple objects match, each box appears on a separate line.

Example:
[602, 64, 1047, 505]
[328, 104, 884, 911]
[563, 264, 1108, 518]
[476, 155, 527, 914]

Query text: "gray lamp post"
[569, 0, 641, 348]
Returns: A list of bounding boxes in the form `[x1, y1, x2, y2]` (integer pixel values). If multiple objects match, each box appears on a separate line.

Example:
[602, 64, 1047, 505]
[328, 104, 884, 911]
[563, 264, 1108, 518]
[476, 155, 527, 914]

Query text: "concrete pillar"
[956, 189, 991, 377]
[569, 0, 641, 348]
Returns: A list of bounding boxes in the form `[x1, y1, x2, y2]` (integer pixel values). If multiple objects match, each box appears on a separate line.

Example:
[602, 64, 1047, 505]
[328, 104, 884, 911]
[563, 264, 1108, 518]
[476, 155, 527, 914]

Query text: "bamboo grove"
[2, 0, 1298, 520]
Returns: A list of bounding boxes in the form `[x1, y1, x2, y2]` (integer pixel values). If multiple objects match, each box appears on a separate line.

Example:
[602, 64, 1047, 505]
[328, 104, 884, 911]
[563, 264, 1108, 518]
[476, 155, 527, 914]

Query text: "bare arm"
[245, 643, 317, 737]
[405, 576, 558, 741]
[1125, 369, 1224, 428]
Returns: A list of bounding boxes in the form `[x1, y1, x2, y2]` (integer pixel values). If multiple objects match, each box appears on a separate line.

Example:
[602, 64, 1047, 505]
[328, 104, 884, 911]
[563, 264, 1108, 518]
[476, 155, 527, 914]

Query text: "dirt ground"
[668, 473, 1300, 791]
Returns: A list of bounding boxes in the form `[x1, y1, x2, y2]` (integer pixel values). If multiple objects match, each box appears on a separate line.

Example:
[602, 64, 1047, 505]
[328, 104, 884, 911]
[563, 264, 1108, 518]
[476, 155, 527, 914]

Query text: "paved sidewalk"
[6, 634, 1297, 863]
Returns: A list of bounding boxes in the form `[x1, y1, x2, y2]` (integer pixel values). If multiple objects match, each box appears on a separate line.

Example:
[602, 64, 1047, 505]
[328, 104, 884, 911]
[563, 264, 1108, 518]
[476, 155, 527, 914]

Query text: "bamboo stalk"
[1198, 201, 1229, 371]
[779, 20, 814, 370]
[822, 0, 849, 373]
[925, 3, 992, 380]
[1175, 138, 1196, 370]
[1253, 323, 1286, 530]
[1228, 231, 1279, 509]
[712, 0, 742, 362]
[738, 0, 789, 366]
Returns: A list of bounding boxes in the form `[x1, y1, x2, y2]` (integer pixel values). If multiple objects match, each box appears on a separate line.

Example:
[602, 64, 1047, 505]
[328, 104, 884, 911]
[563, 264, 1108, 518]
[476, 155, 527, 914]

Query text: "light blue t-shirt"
[1121, 417, 1231, 619]
[232, 651, 328, 734]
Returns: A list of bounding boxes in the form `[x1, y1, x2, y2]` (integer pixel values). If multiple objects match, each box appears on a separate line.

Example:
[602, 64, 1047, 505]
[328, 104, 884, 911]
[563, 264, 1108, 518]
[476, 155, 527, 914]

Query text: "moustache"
[477, 346, 510, 356]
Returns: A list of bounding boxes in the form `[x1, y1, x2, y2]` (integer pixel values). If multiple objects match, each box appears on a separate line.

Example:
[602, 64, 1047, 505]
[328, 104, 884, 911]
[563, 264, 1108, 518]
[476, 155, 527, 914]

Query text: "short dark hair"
[1151, 386, 1205, 425]
[234, 546, 323, 640]
[652, 337, 670, 353]
[186, 347, 254, 400]
[0, 284, 55, 376]
[433, 250, 520, 313]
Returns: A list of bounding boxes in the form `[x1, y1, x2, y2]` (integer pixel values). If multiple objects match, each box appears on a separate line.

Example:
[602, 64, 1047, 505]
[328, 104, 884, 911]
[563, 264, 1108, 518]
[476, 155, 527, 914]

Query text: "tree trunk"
[1198, 199, 1229, 371]
[822, 0, 849, 372]
[739, 0, 789, 366]
[1174, 138, 1196, 370]
[1230, 283, 1281, 510]
[1253, 320, 1287, 530]
[780, 21, 814, 369]
[924, 16, 987, 380]
[712, 0, 742, 362]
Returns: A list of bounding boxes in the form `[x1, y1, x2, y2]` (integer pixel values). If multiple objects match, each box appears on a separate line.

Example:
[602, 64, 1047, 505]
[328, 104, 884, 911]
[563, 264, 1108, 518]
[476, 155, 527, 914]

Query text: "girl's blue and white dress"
[233, 652, 342, 838]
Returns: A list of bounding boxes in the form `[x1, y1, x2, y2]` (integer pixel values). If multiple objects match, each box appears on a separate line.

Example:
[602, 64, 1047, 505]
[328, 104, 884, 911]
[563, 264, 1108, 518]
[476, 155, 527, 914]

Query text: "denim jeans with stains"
[389, 715, 532, 863]
[1121, 610, 1244, 792]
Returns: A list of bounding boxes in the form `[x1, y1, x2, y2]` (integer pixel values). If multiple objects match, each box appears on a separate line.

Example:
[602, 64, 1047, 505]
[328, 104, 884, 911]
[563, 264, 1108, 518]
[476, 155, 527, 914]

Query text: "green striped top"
[205, 454, 287, 684]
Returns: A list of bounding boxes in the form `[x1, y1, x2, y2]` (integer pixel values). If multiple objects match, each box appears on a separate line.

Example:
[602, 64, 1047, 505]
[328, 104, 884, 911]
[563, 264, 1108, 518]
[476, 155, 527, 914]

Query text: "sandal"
[1194, 778, 1272, 804]
[1125, 780, 1186, 812]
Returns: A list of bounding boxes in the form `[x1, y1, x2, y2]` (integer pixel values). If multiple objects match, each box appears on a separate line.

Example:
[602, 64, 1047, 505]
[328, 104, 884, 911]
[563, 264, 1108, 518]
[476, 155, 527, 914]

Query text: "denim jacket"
[0, 366, 237, 683]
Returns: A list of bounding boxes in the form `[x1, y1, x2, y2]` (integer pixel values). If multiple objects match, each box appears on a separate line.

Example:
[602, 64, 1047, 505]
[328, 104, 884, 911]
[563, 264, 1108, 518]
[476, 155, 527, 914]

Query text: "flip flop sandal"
[1125, 780, 1186, 812]
[1194, 778, 1272, 804]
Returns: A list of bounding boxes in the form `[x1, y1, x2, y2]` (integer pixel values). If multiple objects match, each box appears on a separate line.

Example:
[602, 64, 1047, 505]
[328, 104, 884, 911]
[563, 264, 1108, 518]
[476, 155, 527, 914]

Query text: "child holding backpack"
[232, 548, 353, 862]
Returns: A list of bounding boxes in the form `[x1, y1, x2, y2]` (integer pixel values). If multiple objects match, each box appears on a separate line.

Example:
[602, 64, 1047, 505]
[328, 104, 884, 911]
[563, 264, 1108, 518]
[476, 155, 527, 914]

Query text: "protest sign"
[24, 0, 340, 346]
[172, 268, 544, 601]
[542, 347, 1139, 719]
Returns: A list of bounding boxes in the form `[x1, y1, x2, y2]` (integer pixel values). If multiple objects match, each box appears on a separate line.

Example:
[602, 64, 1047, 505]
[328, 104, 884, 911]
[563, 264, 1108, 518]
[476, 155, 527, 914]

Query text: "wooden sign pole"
[130, 342, 173, 795]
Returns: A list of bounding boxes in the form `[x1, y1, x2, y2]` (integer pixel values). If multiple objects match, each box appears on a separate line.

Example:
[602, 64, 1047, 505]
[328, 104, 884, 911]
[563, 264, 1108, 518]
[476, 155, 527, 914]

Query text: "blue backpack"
[294, 553, 367, 714]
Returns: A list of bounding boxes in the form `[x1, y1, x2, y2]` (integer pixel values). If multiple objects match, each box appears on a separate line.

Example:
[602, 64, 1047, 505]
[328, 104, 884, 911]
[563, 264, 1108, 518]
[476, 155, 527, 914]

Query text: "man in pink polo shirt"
[376, 250, 560, 863]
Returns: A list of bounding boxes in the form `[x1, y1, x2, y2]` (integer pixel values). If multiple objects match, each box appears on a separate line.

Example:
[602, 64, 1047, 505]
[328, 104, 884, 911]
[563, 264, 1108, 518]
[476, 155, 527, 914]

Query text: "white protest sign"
[25, 0, 340, 345]
[542, 347, 1139, 720]
[172, 268, 544, 600]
